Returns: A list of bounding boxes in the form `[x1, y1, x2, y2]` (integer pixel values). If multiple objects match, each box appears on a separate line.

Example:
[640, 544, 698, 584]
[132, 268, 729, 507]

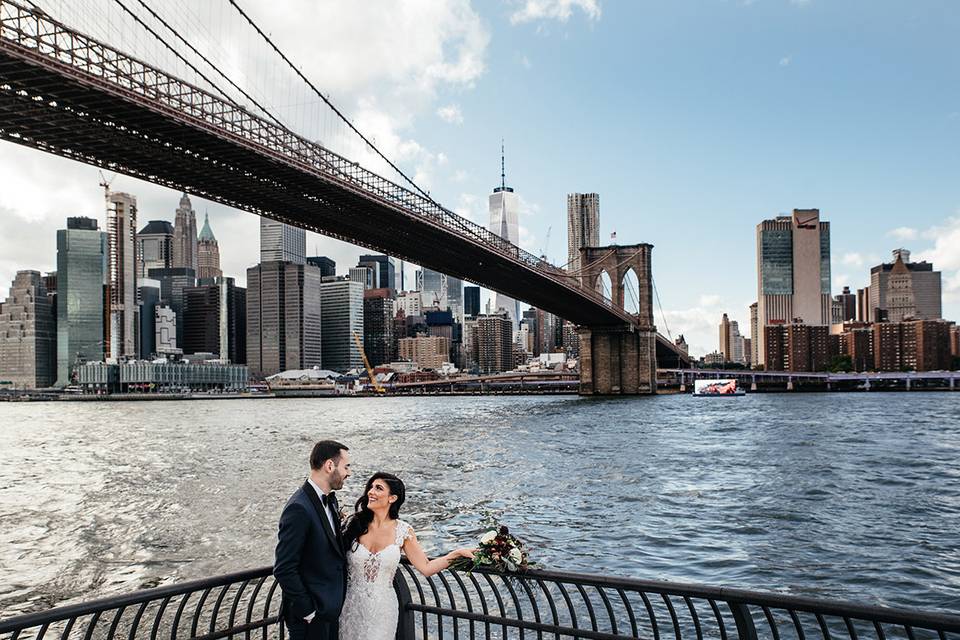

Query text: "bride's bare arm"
[402, 530, 475, 578]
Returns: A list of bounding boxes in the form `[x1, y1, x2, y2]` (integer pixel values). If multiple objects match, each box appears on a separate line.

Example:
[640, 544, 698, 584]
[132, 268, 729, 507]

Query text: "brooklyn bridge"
[0, 0, 689, 393]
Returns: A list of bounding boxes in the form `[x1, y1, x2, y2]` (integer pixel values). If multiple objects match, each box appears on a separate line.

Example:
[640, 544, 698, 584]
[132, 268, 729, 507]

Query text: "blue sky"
[417, 0, 960, 354]
[1, 0, 957, 356]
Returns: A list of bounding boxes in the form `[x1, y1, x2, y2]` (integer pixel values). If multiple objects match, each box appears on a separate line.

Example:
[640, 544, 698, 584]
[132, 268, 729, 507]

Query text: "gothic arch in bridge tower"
[576, 244, 657, 395]
[578, 245, 654, 324]
[622, 267, 641, 315]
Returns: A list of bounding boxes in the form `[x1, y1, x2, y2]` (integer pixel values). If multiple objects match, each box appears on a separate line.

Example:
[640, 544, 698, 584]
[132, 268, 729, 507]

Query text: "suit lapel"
[302, 481, 343, 557]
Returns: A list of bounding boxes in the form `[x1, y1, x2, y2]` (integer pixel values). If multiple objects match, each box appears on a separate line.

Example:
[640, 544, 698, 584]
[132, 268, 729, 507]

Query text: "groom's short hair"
[310, 440, 348, 469]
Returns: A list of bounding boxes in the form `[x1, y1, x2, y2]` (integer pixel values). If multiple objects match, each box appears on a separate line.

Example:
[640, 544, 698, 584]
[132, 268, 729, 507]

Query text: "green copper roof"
[198, 213, 216, 242]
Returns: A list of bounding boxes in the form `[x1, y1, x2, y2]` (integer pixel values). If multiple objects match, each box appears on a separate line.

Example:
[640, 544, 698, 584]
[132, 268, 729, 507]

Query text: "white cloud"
[779, 56, 792, 67]
[915, 214, 960, 308]
[887, 226, 918, 241]
[841, 252, 864, 267]
[0, 1, 492, 294]
[698, 294, 722, 307]
[510, 0, 601, 25]
[915, 216, 960, 272]
[436, 104, 464, 125]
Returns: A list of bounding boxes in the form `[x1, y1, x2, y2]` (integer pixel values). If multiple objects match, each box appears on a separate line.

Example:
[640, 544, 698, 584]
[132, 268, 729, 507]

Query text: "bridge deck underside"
[0, 46, 636, 327]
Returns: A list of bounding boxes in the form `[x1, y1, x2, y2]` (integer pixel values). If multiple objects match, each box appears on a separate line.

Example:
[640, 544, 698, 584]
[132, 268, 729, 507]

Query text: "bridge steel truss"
[0, 0, 639, 329]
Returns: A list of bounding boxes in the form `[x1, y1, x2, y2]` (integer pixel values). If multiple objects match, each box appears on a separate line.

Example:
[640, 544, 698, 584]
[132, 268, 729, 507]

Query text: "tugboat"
[693, 379, 746, 396]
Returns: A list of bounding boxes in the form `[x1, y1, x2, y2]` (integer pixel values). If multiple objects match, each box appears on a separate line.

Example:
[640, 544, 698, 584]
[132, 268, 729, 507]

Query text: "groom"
[275, 440, 352, 640]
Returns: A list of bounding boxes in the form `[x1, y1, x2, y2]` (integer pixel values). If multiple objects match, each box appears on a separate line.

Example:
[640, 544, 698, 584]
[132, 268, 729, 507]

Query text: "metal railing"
[2, 562, 958, 640]
[394, 562, 960, 640]
[0, 567, 280, 640]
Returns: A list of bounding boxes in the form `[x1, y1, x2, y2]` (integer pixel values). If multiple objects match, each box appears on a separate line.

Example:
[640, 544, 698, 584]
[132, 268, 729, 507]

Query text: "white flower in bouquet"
[479, 530, 497, 544]
[509, 548, 523, 564]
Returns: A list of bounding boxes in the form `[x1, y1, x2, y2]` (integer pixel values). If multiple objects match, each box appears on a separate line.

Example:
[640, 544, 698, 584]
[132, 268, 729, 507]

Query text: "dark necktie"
[323, 493, 341, 536]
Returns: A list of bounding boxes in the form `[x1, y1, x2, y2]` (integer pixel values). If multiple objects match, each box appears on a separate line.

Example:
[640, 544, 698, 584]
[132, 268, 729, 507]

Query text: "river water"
[1, 393, 958, 618]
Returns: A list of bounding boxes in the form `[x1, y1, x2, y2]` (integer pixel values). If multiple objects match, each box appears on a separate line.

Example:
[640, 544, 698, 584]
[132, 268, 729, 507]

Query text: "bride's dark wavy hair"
[343, 472, 405, 550]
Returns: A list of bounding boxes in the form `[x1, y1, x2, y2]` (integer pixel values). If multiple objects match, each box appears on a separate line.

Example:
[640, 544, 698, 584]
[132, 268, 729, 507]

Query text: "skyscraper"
[464, 286, 481, 318]
[0, 271, 56, 388]
[835, 286, 856, 323]
[320, 279, 364, 372]
[349, 266, 378, 289]
[719, 313, 731, 361]
[136, 220, 174, 278]
[749, 302, 759, 366]
[867, 249, 942, 322]
[488, 145, 521, 330]
[755, 209, 831, 366]
[197, 213, 222, 280]
[417, 268, 446, 309]
[138, 278, 161, 359]
[148, 266, 196, 346]
[358, 255, 397, 292]
[306, 256, 337, 278]
[363, 288, 395, 366]
[477, 312, 513, 374]
[107, 192, 138, 359]
[260, 218, 306, 264]
[183, 277, 246, 363]
[56, 217, 107, 385]
[172, 193, 198, 272]
[446, 276, 463, 321]
[246, 261, 322, 377]
[567, 193, 600, 274]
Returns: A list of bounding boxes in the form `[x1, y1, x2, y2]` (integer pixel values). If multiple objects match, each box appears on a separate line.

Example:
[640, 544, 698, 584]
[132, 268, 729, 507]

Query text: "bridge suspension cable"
[125, 0, 289, 131]
[223, 0, 438, 207]
[652, 274, 673, 340]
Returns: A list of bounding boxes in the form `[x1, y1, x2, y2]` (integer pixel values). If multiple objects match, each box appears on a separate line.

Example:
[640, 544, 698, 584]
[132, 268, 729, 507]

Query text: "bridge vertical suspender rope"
[223, 0, 439, 207]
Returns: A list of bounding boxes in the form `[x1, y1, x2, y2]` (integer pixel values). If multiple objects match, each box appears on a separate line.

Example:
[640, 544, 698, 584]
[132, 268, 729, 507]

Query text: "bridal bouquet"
[450, 524, 532, 573]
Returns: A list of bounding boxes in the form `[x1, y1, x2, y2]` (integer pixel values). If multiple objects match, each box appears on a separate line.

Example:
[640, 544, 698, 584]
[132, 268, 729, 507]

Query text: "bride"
[338, 472, 475, 640]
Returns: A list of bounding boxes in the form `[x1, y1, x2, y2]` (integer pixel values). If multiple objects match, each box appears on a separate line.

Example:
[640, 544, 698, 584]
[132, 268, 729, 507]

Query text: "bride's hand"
[452, 547, 477, 559]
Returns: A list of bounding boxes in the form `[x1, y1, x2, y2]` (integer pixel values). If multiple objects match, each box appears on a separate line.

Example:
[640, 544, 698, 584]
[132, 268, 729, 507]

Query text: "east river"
[1, 393, 959, 618]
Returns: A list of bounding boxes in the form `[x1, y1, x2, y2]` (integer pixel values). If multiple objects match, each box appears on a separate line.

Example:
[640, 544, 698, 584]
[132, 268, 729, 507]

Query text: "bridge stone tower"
[577, 244, 657, 395]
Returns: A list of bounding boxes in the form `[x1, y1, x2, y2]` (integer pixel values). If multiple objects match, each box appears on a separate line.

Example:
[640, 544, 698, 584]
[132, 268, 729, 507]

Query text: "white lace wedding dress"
[339, 520, 413, 640]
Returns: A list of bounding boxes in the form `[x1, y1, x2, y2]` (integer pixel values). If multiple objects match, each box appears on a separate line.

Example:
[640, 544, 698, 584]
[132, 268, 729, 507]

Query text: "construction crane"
[98, 170, 116, 198]
[540, 225, 552, 262]
[352, 332, 385, 394]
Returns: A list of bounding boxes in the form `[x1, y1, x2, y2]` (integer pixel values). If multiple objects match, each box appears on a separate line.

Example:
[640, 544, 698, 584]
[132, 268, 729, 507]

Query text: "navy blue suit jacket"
[273, 483, 346, 622]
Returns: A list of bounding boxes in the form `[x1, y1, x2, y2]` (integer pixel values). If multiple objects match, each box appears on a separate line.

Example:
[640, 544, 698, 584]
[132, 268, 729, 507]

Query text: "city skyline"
[0, 2, 957, 357]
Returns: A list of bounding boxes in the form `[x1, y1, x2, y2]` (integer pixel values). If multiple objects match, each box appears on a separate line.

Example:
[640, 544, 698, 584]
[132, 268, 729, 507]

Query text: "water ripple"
[0, 392, 958, 617]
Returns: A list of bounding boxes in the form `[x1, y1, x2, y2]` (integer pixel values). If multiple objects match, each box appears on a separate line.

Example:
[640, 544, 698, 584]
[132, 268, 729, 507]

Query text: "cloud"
[510, 0, 601, 25]
[887, 226, 918, 241]
[436, 104, 464, 125]
[779, 56, 792, 67]
[0, 2, 494, 295]
[914, 214, 960, 307]
[915, 216, 960, 272]
[520, 55, 533, 69]
[698, 294, 722, 307]
[841, 252, 864, 267]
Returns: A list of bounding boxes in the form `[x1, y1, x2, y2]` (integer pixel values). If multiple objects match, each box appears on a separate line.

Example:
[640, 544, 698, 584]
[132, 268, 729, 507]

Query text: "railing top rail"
[520, 566, 960, 630]
[0, 0, 634, 324]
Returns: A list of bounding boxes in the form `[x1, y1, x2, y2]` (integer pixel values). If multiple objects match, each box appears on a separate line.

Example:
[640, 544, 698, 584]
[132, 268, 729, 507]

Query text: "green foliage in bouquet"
[449, 524, 533, 574]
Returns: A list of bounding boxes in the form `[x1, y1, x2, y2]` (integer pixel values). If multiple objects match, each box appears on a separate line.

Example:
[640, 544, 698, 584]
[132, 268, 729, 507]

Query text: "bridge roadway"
[0, 0, 684, 366]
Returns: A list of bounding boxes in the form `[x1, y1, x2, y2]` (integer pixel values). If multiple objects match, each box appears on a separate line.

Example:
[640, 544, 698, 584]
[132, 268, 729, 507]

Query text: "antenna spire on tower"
[501, 139, 506, 190]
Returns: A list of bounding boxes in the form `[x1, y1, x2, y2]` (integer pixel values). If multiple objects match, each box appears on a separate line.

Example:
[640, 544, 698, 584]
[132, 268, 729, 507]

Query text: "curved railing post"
[392, 572, 415, 640]
[729, 602, 759, 640]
